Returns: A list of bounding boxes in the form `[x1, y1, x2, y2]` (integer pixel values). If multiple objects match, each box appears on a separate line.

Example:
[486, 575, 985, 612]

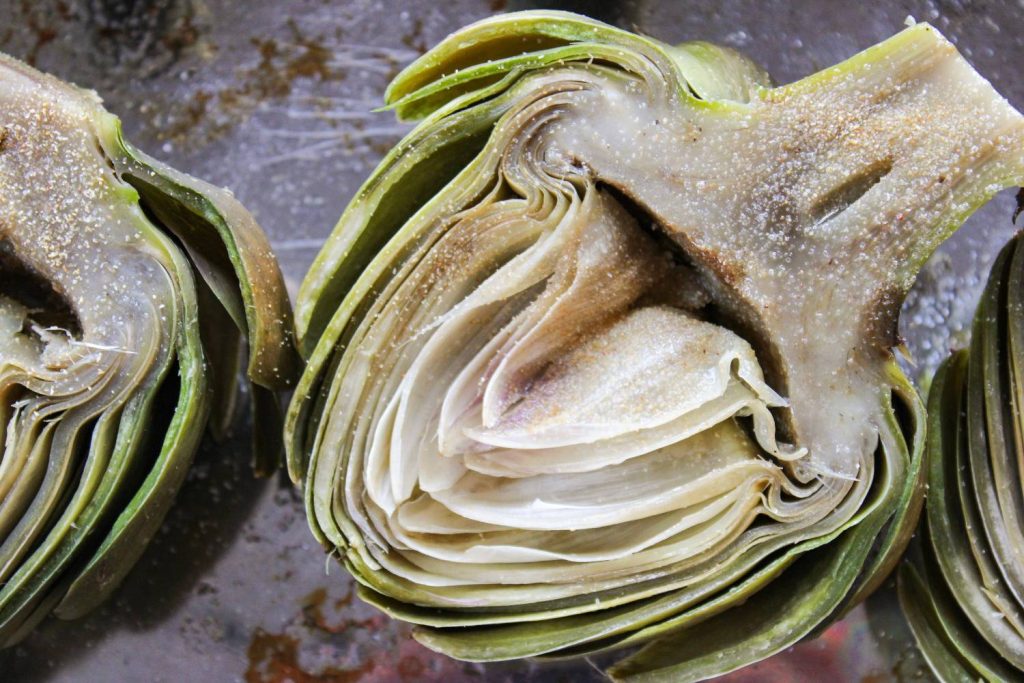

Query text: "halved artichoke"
[286, 11, 1024, 680]
[898, 230, 1024, 682]
[0, 54, 299, 644]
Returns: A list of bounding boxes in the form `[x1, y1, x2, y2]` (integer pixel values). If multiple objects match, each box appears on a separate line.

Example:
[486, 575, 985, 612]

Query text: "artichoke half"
[0, 54, 298, 644]
[898, 230, 1024, 682]
[286, 11, 1024, 680]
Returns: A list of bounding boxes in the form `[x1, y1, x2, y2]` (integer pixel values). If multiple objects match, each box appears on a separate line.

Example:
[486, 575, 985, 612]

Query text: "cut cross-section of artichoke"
[287, 11, 1024, 681]
[0, 53, 299, 644]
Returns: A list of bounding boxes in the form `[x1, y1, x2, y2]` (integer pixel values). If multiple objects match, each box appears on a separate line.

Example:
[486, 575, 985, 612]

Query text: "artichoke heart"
[287, 11, 1024, 680]
[899, 230, 1024, 682]
[0, 54, 298, 644]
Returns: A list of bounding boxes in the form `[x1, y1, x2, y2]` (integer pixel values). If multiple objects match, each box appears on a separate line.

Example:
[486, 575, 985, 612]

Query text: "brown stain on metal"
[277, 28, 337, 82]
[299, 585, 369, 634]
[161, 19, 346, 146]
[245, 630, 451, 683]
[397, 656, 426, 680]
[159, 9, 201, 55]
[245, 586, 436, 683]
[245, 629, 376, 683]
[20, 0, 59, 66]
[401, 17, 428, 54]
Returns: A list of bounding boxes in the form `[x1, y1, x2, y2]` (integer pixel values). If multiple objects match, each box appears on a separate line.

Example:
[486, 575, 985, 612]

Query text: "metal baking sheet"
[1, 0, 1021, 680]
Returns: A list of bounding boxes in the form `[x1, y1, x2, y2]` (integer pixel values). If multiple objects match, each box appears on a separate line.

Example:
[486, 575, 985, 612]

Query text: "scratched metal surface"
[0, 1, 1021, 681]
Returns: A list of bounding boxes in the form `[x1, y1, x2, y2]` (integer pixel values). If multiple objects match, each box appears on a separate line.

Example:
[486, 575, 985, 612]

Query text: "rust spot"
[859, 675, 888, 683]
[286, 35, 335, 81]
[0, 128, 10, 153]
[20, 0, 58, 66]
[245, 629, 375, 683]
[397, 656, 425, 680]
[161, 9, 200, 54]
[300, 585, 369, 634]
[401, 18, 428, 54]
[162, 90, 213, 143]
[244, 585, 473, 683]
[299, 581, 387, 634]
[54, 0, 71, 20]
[157, 19, 346, 147]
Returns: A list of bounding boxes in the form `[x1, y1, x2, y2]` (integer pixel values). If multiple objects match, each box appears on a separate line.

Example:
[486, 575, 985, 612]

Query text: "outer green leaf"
[901, 231, 1024, 680]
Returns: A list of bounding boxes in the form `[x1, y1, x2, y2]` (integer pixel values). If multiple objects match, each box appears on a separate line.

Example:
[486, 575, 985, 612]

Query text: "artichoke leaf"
[899, 527, 1022, 683]
[0, 52, 297, 639]
[901, 230, 1024, 681]
[288, 10, 1024, 680]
